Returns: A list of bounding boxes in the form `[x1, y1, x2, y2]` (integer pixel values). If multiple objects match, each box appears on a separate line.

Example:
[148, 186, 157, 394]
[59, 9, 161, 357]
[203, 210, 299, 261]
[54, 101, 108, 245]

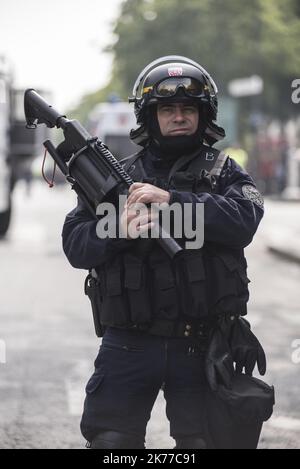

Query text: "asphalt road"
[0, 181, 299, 449]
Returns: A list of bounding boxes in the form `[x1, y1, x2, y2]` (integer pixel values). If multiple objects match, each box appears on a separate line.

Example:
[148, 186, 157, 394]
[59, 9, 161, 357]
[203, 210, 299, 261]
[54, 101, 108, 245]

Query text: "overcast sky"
[0, 0, 123, 110]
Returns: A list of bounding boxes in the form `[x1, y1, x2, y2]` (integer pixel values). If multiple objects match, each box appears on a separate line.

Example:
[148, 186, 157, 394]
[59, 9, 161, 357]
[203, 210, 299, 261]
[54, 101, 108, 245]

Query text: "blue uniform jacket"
[62, 152, 264, 270]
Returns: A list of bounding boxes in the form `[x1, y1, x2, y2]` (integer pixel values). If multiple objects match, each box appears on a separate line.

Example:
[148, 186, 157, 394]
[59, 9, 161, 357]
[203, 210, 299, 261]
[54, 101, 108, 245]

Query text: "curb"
[268, 245, 300, 265]
[266, 196, 300, 204]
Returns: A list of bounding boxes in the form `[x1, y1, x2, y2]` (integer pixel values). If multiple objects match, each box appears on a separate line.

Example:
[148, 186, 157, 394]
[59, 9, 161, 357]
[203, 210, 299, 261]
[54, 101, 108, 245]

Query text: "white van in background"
[87, 101, 141, 160]
[0, 55, 50, 237]
[0, 57, 12, 236]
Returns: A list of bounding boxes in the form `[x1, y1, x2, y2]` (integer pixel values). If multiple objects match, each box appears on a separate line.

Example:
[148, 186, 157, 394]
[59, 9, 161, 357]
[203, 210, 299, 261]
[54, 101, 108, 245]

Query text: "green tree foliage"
[73, 0, 300, 121]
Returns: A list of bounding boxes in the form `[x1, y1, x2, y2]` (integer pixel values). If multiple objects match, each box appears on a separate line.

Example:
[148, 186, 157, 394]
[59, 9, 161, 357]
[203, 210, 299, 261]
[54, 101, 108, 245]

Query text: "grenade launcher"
[24, 89, 182, 259]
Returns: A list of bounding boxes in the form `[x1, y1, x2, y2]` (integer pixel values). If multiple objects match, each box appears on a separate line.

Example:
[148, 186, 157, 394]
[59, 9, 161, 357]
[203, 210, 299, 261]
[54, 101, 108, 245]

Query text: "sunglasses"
[143, 77, 209, 98]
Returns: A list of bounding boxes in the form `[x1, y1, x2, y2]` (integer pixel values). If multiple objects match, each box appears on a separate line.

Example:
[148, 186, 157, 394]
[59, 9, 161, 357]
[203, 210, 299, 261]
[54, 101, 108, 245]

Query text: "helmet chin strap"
[147, 104, 207, 160]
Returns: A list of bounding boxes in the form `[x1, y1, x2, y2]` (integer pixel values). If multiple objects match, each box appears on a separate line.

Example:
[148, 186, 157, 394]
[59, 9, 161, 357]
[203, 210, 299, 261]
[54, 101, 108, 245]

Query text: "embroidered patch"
[205, 152, 215, 161]
[242, 185, 264, 208]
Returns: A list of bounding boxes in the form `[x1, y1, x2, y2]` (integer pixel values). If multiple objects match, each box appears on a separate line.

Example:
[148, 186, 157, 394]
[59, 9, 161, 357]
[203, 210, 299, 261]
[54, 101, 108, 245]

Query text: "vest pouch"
[176, 251, 208, 319]
[123, 253, 152, 325]
[231, 256, 250, 315]
[150, 257, 179, 321]
[205, 250, 250, 317]
[100, 258, 129, 326]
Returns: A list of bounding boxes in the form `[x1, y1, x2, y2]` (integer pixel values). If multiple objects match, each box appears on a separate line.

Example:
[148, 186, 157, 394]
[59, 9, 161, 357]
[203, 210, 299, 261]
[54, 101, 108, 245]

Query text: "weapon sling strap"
[168, 146, 229, 183]
[120, 151, 146, 176]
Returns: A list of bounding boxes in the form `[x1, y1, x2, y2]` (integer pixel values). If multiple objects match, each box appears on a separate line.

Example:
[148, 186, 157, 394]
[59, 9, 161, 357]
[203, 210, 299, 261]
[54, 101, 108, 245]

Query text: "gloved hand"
[229, 317, 266, 376]
[205, 327, 235, 392]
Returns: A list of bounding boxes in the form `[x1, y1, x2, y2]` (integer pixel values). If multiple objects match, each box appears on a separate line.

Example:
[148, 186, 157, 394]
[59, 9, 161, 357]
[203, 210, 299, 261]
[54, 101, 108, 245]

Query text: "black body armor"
[86, 145, 250, 337]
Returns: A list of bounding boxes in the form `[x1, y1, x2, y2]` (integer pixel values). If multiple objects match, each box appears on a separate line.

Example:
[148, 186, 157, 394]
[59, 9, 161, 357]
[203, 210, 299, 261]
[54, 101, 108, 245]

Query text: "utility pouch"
[203, 247, 250, 317]
[174, 250, 208, 319]
[149, 253, 179, 321]
[100, 258, 130, 327]
[123, 253, 153, 325]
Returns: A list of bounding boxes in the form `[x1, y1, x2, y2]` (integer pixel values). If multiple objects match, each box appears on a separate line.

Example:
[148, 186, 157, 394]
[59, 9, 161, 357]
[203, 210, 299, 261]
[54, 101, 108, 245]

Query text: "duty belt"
[131, 319, 215, 339]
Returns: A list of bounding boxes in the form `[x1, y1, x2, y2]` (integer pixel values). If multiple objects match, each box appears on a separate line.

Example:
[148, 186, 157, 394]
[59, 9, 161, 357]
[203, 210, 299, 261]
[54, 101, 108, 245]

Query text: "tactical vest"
[94, 145, 250, 335]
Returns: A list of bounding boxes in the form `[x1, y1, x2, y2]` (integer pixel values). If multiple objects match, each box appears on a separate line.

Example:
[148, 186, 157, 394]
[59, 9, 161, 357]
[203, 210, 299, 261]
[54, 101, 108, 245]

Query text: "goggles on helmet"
[143, 77, 209, 99]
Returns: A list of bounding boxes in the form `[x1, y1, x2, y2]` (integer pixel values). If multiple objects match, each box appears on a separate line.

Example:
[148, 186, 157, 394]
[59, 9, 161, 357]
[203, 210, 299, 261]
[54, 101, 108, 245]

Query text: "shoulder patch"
[242, 185, 264, 208]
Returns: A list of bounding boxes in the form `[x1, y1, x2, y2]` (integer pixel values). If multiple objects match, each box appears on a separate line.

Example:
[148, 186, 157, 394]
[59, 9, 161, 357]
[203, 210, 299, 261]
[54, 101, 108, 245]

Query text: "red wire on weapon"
[42, 148, 57, 188]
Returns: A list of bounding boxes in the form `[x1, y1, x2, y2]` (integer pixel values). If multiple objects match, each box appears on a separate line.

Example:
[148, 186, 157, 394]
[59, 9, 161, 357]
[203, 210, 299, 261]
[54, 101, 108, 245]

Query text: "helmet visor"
[154, 77, 205, 98]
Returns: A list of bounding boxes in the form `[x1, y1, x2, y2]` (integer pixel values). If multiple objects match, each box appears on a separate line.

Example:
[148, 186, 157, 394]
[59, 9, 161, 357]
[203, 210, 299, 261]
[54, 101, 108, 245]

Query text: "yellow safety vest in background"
[225, 147, 249, 169]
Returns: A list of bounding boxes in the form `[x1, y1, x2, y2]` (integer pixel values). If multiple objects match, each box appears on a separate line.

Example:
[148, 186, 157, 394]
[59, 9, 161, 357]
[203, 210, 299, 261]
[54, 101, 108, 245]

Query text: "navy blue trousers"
[80, 327, 209, 445]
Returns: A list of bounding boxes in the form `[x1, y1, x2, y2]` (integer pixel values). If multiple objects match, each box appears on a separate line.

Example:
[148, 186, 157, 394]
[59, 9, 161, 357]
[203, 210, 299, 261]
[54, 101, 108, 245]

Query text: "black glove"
[229, 317, 266, 376]
[205, 327, 235, 392]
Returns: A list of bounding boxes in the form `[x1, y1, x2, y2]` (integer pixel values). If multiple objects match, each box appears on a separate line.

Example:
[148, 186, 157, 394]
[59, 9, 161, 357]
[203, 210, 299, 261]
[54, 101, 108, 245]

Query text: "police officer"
[62, 56, 267, 449]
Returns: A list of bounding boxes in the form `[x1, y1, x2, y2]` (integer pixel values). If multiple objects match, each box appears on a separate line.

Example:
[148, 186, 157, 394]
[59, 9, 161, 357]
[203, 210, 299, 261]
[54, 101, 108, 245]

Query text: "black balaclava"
[146, 98, 208, 162]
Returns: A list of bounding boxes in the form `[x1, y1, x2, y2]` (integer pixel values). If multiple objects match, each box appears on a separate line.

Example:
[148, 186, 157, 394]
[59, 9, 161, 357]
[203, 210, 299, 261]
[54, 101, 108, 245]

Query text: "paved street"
[0, 181, 299, 449]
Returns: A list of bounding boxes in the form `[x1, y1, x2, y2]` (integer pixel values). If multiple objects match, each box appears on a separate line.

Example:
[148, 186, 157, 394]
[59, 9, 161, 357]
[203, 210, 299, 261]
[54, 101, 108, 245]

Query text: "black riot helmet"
[129, 55, 225, 147]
